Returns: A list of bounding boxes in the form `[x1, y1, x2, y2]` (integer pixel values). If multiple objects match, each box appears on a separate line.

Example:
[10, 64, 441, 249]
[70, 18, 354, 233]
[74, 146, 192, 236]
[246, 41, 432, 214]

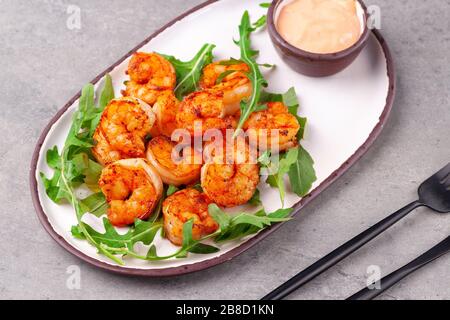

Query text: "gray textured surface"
[0, 0, 449, 300]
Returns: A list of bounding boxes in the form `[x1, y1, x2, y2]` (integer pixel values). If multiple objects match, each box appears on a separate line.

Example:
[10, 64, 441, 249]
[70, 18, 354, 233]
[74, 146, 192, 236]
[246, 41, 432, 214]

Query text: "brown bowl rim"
[30, 0, 396, 277]
[267, 0, 372, 61]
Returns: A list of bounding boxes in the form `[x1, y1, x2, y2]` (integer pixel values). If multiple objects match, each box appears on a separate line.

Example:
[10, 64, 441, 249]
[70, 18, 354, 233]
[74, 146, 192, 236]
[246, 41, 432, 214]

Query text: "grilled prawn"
[163, 188, 218, 246]
[244, 102, 300, 152]
[176, 90, 237, 136]
[146, 136, 202, 186]
[99, 158, 163, 227]
[149, 90, 180, 138]
[92, 97, 155, 166]
[201, 140, 259, 207]
[200, 61, 252, 116]
[122, 52, 176, 106]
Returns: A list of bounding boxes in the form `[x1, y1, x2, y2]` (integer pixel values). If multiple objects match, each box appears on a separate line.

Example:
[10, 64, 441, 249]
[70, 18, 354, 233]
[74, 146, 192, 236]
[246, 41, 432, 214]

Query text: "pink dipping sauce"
[276, 0, 362, 54]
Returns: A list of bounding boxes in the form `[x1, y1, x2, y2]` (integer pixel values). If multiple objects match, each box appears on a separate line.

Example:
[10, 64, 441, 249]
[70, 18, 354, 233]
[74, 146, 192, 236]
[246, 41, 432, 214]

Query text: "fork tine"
[436, 163, 450, 181]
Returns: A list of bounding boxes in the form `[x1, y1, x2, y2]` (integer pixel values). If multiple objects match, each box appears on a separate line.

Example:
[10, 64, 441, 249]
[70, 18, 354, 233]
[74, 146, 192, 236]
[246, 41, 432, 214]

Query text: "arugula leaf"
[191, 183, 203, 193]
[188, 243, 221, 254]
[209, 204, 292, 242]
[98, 74, 114, 110]
[176, 219, 197, 258]
[260, 146, 316, 200]
[219, 58, 243, 66]
[80, 192, 108, 217]
[259, 63, 275, 68]
[166, 185, 180, 197]
[260, 87, 298, 112]
[72, 218, 162, 251]
[146, 219, 219, 260]
[71, 153, 103, 192]
[288, 146, 317, 197]
[40, 170, 69, 203]
[258, 150, 272, 167]
[90, 74, 114, 134]
[161, 44, 216, 100]
[147, 184, 176, 225]
[260, 2, 271, 8]
[248, 188, 262, 206]
[215, 70, 236, 85]
[265, 148, 299, 205]
[208, 204, 231, 231]
[253, 15, 267, 29]
[46, 146, 61, 170]
[234, 11, 269, 137]
[41, 75, 122, 264]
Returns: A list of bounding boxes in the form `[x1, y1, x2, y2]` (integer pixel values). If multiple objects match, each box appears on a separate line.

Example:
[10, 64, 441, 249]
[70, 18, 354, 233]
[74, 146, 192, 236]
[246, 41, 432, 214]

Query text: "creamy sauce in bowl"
[276, 0, 363, 54]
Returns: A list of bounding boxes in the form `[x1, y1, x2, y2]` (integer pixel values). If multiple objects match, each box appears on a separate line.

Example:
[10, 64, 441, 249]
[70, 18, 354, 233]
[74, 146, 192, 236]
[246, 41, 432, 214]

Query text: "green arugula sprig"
[288, 146, 317, 197]
[259, 148, 299, 206]
[80, 192, 108, 217]
[69, 203, 292, 263]
[258, 87, 317, 201]
[161, 44, 216, 100]
[40, 75, 123, 264]
[145, 204, 292, 260]
[209, 204, 292, 242]
[234, 11, 269, 137]
[72, 218, 162, 251]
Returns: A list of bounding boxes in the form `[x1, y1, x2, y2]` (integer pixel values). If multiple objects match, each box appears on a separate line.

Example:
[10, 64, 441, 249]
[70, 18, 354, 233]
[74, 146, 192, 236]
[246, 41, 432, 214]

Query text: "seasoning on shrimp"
[99, 158, 163, 227]
[201, 140, 260, 207]
[244, 102, 300, 152]
[146, 136, 202, 186]
[149, 90, 180, 138]
[176, 90, 237, 136]
[92, 129, 122, 166]
[122, 52, 176, 106]
[92, 97, 155, 166]
[200, 61, 252, 116]
[163, 188, 218, 246]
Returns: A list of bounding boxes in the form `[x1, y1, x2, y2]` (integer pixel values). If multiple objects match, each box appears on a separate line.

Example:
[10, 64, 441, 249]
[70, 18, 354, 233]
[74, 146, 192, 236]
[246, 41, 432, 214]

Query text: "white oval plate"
[30, 0, 395, 276]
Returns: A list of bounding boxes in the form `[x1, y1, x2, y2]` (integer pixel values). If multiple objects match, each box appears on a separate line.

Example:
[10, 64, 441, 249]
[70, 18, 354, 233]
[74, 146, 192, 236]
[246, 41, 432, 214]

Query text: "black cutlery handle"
[262, 201, 423, 300]
[348, 235, 450, 300]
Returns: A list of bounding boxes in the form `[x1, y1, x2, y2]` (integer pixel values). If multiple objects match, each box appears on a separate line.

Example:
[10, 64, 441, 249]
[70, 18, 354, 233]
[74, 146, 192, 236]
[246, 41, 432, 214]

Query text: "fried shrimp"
[92, 129, 122, 166]
[92, 97, 155, 166]
[200, 61, 252, 116]
[122, 52, 176, 106]
[176, 90, 237, 136]
[244, 102, 301, 152]
[163, 189, 218, 246]
[146, 136, 202, 186]
[99, 158, 163, 227]
[149, 90, 180, 137]
[201, 140, 259, 208]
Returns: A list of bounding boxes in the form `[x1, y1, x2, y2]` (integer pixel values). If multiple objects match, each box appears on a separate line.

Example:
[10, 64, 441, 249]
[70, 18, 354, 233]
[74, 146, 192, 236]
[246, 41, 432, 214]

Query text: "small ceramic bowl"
[267, 0, 371, 77]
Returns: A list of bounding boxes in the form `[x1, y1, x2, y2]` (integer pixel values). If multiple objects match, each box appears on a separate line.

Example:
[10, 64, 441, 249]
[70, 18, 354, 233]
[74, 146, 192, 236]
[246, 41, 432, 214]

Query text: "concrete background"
[0, 0, 449, 300]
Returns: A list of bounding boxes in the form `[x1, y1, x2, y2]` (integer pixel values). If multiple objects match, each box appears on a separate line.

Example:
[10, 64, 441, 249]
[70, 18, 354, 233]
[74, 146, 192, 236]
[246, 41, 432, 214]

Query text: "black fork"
[263, 163, 450, 300]
[348, 164, 450, 300]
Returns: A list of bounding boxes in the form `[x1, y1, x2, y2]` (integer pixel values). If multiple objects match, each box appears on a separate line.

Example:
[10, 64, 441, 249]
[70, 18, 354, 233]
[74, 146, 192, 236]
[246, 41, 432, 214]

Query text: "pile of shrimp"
[92, 52, 301, 246]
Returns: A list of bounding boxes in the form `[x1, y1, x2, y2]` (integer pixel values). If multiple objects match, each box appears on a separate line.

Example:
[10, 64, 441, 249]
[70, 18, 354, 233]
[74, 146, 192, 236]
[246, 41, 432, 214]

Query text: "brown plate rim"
[29, 0, 396, 277]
